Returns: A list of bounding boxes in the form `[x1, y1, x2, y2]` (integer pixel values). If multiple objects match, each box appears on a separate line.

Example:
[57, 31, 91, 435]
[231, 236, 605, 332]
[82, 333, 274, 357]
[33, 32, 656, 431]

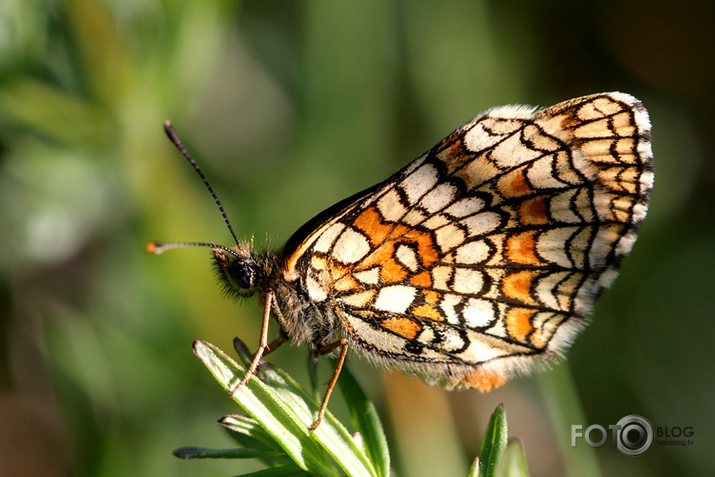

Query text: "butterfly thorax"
[213, 243, 344, 353]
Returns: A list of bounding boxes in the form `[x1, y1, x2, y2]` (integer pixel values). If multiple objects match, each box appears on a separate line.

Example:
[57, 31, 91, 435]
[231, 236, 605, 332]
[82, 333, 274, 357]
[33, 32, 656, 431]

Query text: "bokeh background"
[1, 0, 713, 476]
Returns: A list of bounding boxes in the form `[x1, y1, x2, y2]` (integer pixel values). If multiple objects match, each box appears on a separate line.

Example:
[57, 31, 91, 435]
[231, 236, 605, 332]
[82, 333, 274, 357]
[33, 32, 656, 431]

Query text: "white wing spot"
[439, 293, 462, 324]
[452, 268, 484, 294]
[313, 222, 346, 253]
[306, 275, 328, 302]
[444, 197, 484, 218]
[460, 211, 502, 237]
[431, 266, 453, 290]
[333, 227, 370, 263]
[377, 188, 407, 222]
[434, 327, 466, 352]
[400, 163, 439, 204]
[462, 298, 495, 328]
[435, 224, 466, 252]
[353, 267, 381, 285]
[338, 290, 376, 308]
[403, 209, 426, 226]
[454, 240, 491, 264]
[422, 214, 451, 230]
[395, 244, 419, 272]
[374, 285, 417, 313]
[419, 182, 457, 213]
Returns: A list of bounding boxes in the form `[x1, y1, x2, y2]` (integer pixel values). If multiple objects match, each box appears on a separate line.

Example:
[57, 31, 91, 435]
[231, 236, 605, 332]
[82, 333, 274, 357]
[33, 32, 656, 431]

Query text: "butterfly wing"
[281, 92, 653, 390]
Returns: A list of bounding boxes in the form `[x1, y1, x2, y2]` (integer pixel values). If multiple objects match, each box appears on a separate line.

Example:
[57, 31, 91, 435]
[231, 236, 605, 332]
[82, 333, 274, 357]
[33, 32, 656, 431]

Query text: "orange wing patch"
[519, 196, 550, 225]
[499, 168, 533, 198]
[334, 273, 360, 292]
[382, 317, 422, 340]
[506, 230, 540, 265]
[505, 307, 536, 343]
[381, 258, 409, 283]
[354, 206, 392, 246]
[412, 304, 444, 322]
[452, 370, 507, 391]
[354, 206, 440, 272]
[422, 289, 442, 306]
[502, 270, 539, 305]
[409, 271, 432, 287]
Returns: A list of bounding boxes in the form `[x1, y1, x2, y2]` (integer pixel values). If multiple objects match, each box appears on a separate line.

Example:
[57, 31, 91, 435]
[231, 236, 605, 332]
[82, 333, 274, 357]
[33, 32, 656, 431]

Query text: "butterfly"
[148, 92, 653, 430]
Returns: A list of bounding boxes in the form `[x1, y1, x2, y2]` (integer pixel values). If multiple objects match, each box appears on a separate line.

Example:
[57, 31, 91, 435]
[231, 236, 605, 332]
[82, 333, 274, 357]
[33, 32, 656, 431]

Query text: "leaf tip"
[173, 446, 199, 459]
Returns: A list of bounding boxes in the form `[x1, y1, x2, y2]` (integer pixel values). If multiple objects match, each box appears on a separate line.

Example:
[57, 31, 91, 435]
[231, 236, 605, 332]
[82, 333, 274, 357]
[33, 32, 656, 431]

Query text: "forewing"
[283, 92, 653, 389]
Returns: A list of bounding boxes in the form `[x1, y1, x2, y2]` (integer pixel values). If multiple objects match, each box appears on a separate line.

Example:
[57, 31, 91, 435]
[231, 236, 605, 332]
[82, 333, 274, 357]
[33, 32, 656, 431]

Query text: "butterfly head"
[212, 244, 257, 298]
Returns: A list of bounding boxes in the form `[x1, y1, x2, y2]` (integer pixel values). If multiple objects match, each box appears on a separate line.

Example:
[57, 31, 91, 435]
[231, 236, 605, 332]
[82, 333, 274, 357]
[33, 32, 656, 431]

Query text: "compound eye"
[234, 262, 254, 290]
[212, 248, 256, 298]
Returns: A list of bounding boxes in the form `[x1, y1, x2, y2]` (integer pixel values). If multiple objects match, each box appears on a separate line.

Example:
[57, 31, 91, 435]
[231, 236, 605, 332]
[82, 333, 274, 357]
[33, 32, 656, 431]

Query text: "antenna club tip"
[145, 242, 160, 254]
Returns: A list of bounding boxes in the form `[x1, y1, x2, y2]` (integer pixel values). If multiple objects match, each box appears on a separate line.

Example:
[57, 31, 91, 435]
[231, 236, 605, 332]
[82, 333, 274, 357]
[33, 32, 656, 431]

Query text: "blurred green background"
[0, 0, 713, 476]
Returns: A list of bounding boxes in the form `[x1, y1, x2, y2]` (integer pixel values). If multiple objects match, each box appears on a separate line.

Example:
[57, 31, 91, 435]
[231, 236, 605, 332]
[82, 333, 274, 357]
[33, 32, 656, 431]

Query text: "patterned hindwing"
[282, 92, 653, 391]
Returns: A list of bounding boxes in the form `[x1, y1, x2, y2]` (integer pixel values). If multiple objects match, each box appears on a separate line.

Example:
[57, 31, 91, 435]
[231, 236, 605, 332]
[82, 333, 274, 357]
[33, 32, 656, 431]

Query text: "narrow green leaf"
[478, 404, 508, 477]
[338, 364, 390, 477]
[246, 348, 379, 477]
[193, 340, 378, 477]
[234, 464, 311, 477]
[220, 414, 282, 450]
[193, 340, 334, 476]
[220, 415, 293, 468]
[495, 439, 530, 477]
[172, 446, 283, 460]
[469, 456, 479, 477]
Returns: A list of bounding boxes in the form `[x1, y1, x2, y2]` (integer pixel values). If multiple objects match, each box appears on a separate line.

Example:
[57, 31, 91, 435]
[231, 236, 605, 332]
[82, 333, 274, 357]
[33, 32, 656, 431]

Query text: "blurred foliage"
[0, 0, 713, 476]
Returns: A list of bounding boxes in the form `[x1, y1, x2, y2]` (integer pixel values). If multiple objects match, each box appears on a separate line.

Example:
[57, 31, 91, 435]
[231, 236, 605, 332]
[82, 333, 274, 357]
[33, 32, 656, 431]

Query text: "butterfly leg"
[263, 292, 289, 356]
[230, 290, 275, 396]
[310, 338, 348, 431]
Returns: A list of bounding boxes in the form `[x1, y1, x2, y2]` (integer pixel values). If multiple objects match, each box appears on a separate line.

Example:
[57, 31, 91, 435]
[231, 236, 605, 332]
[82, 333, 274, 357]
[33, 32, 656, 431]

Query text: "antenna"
[162, 121, 240, 246]
[146, 241, 240, 258]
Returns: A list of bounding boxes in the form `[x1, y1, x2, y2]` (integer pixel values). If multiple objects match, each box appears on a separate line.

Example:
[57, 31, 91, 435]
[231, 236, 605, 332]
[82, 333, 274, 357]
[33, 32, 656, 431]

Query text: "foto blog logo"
[571, 415, 654, 456]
